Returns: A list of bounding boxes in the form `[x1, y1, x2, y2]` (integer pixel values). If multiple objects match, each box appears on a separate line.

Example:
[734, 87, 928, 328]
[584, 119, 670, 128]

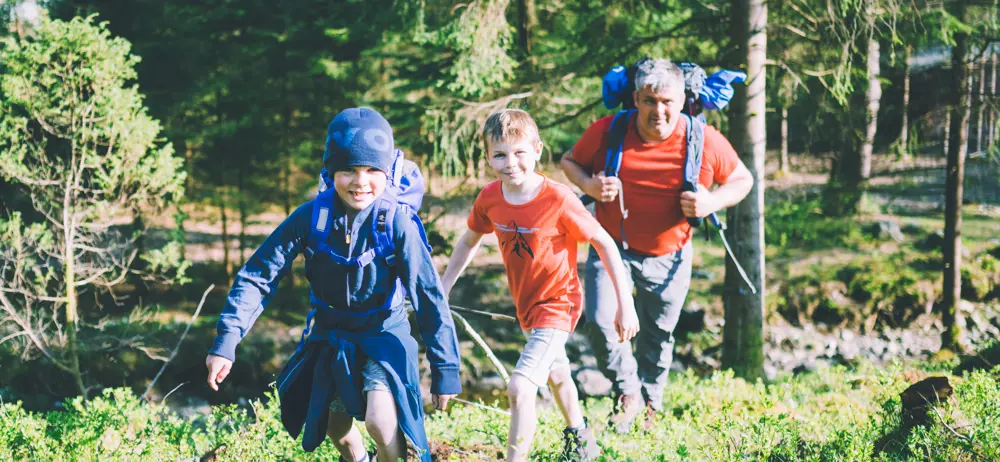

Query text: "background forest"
[1, 0, 1000, 460]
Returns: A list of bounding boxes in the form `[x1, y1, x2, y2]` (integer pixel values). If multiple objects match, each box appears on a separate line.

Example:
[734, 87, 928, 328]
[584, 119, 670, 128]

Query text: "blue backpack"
[303, 149, 429, 320]
[586, 61, 745, 249]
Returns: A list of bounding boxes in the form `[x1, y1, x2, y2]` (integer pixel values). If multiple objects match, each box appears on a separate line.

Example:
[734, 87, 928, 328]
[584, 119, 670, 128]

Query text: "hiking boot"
[338, 449, 375, 462]
[561, 422, 600, 461]
[609, 393, 643, 434]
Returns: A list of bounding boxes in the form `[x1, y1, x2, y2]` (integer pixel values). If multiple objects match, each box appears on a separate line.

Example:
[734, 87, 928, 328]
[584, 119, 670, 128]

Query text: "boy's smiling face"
[486, 136, 543, 187]
[333, 166, 387, 211]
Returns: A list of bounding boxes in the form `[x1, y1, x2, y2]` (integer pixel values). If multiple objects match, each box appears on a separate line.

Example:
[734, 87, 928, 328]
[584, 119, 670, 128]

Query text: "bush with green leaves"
[3, 361, 996, 461]
[0, 16, 186, 396]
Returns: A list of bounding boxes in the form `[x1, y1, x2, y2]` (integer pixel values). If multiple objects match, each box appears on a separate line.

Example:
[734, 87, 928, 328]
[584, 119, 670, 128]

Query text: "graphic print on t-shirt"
[494, 220, 537, 260]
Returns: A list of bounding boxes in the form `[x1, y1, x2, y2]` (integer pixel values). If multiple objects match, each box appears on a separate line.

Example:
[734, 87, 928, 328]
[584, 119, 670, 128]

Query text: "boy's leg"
[548, 365, 584, 429]
[326, 411, 368, 462]
[583, 246, 641, 399]
[508, 328, 570, 461]
[365, 389, 405, 462]
[506, 375, 539, 461]
[633, 242, 692, 411]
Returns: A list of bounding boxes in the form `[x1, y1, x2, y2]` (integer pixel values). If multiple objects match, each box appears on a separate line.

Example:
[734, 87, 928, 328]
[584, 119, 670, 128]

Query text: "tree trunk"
[722, 0, 766, 382]
[860, 36, 880, 180]
[899, 45, 911, 161]
[976, 51, 986, 155]
[62, 177, 86, 396]
[944, 111, 951, 156]
[942, 11, 972, 351]
[780, 106, 789, 174]
[517, 0, 537, 67]
[238, 166, 247, 263]
[989, 53, 997, 147]
[220, 194, 231, 285]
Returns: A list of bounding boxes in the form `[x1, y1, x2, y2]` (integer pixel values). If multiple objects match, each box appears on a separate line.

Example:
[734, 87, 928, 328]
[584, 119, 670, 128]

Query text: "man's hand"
[432, 394, 456, 411]
[680, 188, 720, 218]
[615, 304, 639, 343]
[583, 172, 621, 203]
[206, 354, 233, 391]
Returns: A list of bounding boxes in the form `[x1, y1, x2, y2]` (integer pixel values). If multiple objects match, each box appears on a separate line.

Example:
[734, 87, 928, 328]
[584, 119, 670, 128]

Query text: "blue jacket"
[209, 189, 461, 459]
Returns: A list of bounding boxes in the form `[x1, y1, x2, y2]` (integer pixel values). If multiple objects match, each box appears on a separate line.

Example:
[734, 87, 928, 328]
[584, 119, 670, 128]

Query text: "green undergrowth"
[3, 361, 998, 461]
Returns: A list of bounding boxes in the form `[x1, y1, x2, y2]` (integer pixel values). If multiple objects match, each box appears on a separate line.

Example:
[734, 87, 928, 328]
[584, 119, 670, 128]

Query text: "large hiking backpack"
[303, 149, 429, 323]
[587, 60, 746, 247]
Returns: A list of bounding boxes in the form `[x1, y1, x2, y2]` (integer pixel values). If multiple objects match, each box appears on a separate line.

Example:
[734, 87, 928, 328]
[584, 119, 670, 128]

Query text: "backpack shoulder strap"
[306, 188, 337, 259]
[371, 198, 400, 266]
[683, 114, 707, 228]
[604, 109, 635, 177]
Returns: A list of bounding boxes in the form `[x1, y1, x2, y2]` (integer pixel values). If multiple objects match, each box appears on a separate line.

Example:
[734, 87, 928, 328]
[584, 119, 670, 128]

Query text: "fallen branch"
[451, 311, 510, 382]
[450, 304, 518, 323]
[143, 284, 214, 401]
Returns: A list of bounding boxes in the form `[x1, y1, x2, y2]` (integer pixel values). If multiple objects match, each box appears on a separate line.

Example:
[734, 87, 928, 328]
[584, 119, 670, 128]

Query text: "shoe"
[561, 420, 600, 461]
[338, 449, 375, 462]
[609, 393, 643, 434]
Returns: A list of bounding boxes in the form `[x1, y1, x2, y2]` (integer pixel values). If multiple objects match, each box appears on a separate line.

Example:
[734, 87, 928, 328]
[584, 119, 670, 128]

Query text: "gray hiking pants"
[583, 241, 692, 410]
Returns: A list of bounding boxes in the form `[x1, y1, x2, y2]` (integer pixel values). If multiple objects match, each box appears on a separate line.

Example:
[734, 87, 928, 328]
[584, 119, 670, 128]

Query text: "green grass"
[3, 361, 998, 461]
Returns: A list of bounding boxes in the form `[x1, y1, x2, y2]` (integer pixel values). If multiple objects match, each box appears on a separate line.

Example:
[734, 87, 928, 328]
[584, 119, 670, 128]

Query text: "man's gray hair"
[634, 58, 685, 94]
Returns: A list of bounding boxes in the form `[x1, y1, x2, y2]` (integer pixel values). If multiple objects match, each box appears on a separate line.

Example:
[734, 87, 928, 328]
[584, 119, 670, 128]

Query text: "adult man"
[560, 59, 754, 432]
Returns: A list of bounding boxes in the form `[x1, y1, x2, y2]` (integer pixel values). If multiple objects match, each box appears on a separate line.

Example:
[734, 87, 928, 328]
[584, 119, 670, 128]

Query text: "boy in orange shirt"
[442, 109, 638, 461]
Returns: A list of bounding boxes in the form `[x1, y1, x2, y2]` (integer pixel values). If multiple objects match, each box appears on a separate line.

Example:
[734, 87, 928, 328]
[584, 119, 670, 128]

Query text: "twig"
[452, 397, 510, 416]
[160, 382, 187, 406]
[143, 284, 214, 401]
[450, 304, 518, 323]
[451, 312, 510, 382]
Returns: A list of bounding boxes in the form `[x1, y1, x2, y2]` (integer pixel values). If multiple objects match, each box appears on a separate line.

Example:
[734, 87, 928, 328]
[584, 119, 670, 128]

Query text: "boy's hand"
[615, 305, 639, 343]
[584, 172, 621, 203]
[432, 394, 456, 411]
[206, 354, 233, 391]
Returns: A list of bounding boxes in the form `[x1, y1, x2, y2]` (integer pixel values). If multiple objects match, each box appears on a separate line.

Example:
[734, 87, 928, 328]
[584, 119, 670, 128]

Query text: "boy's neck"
[500, 172, 545, 205]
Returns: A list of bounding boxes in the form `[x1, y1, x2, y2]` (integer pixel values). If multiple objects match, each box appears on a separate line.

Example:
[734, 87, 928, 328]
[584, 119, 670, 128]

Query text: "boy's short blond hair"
[482, 109, 542, 154]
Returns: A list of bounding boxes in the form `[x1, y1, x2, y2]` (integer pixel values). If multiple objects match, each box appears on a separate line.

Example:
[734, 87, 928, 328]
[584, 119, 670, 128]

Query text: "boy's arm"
[589, 228, 639, 342]
[440, 228, 486, 296]
[209, 203, 311, 362]
[395, 212, 462, 397]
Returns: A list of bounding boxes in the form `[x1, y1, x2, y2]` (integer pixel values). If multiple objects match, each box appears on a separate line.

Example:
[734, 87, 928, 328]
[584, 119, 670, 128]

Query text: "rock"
[899, 377, 953, 428]
[692, 269, 716, 280]
[918, 230, 945, 250]
[901, 221, 924, 235]
[574, 368, 612, 397]
[870, 221, 905, 242]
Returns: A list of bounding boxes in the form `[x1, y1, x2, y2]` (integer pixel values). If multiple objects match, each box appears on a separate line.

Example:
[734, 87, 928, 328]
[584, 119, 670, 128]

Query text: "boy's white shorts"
[512, 328, 571, 388]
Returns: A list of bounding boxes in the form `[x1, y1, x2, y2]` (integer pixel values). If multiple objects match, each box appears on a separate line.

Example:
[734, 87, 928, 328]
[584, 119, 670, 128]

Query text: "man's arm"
[560, 151, 620, 203]
[680, 162, 754, 218]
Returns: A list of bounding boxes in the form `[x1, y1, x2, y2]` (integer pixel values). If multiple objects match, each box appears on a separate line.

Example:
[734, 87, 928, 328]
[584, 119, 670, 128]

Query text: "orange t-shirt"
[571, 115, 740, 256]
[468, 177, 600, 332]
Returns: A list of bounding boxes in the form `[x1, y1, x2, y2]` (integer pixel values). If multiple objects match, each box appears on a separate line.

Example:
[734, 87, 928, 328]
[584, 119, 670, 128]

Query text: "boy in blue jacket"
[205, 107, 461, 462]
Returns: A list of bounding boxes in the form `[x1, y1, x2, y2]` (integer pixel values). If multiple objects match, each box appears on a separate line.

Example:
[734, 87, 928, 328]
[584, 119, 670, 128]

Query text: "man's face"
[333, 166, 388, 211]
[633, 84, 685, 142]
[486, 136, 542, 187]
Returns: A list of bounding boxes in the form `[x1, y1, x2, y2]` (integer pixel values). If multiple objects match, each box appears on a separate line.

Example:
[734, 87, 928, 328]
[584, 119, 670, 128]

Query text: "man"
[560, 58, 753, 432]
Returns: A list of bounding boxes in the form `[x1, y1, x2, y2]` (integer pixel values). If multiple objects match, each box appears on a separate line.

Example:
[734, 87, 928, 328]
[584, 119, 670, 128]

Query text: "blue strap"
[310, 291, 396, 318]
[604, 109, 634, 177]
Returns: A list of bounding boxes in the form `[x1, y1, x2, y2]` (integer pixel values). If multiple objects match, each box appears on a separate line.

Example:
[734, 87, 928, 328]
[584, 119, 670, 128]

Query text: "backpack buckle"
[384, 253, 397, 266]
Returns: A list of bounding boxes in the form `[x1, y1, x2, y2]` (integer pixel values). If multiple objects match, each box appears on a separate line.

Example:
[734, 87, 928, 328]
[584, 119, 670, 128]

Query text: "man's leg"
[633, 242, 693, 411]
[583, 246, 641, 397]
[327, 412, 368, 462]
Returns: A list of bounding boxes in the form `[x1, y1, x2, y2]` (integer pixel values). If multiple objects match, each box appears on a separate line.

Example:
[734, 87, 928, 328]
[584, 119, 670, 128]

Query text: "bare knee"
[547, 366, 572, 389]
[327, 412, 355, 442]
[364, 391, 399, 446]
[507, 376, 537, 410]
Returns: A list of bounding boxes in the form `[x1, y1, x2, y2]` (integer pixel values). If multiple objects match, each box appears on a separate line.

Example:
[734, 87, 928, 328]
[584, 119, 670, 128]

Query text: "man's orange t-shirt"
[468, 177, 600, 332]
[571, 115, 740, 256]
